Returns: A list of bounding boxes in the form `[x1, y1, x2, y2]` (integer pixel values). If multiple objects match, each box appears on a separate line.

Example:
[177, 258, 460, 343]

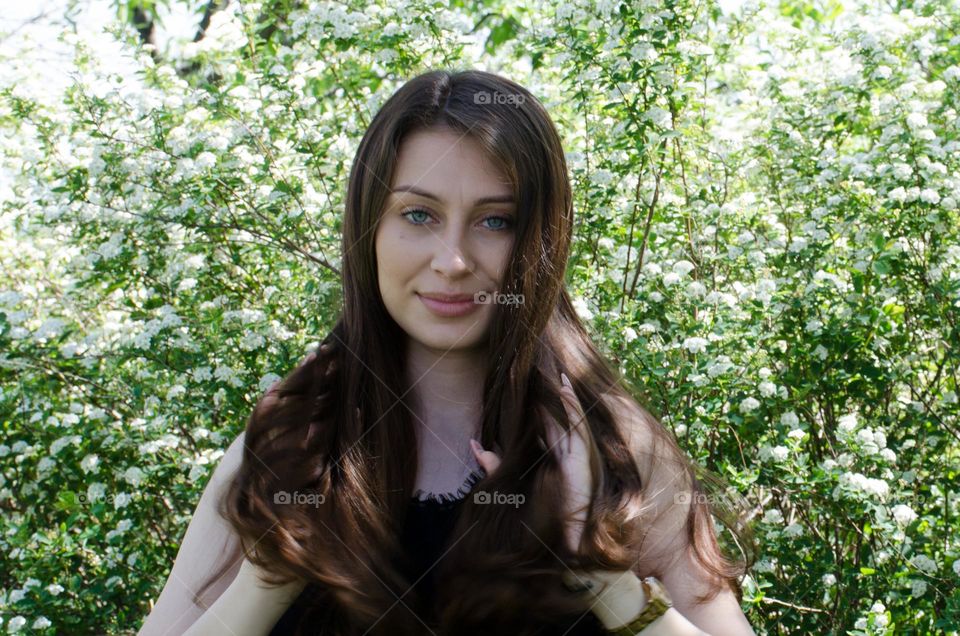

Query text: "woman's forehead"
[390, 128, 512, 198]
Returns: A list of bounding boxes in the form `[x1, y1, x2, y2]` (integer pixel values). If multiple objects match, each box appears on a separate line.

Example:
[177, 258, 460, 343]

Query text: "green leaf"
[881, 302, 904, 320]
[872, 258, 891, 275]
[486, 17, 519, 53]
[55, 490, 80, 512]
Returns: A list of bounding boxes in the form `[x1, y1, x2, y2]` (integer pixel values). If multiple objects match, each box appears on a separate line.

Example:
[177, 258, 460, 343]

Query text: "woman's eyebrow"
[391, 184, 515, 206]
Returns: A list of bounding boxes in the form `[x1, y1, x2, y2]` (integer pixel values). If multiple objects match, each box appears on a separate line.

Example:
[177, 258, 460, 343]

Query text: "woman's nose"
[430, 229, 475, 277]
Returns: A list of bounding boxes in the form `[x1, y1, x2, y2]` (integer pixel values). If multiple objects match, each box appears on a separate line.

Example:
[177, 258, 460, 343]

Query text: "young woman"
[139, 69, 757, 636]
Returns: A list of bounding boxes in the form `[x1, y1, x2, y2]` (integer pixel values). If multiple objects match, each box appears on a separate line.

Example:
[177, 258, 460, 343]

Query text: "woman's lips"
[417, 293, 481, 317]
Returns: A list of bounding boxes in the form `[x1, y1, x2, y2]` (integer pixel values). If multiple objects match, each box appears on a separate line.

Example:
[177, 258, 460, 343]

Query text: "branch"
[130, 5, 155, 48]
[0, 9, 53, 45]
[193, 0, 231, 42]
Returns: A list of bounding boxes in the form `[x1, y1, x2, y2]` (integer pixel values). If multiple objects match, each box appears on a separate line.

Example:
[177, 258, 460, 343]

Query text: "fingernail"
[560, 372, 571, 388]
[470, 438, 482, 454]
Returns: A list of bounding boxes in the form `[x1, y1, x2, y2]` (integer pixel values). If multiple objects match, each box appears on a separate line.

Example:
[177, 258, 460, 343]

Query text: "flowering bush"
[0, 0, 957, 633]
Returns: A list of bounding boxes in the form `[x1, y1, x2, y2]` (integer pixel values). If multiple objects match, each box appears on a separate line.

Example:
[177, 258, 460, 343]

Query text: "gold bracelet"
[609, 576, 673, 635]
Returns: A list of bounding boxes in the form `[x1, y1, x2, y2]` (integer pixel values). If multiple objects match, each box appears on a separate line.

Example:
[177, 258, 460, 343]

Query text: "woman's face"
[374, 126, 517, 353]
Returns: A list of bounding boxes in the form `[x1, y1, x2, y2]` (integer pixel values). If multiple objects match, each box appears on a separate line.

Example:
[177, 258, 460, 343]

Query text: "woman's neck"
[405, 340, 486, 441]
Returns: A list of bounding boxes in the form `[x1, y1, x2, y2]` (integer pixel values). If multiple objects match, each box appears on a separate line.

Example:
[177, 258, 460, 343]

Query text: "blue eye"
[400, 208, 514, 231]
[481, 215, 513, 231]
[401, 208, 432, 224]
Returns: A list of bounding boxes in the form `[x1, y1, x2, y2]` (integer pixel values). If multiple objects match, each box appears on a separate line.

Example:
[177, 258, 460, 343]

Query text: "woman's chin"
[408, 326, 488, 352]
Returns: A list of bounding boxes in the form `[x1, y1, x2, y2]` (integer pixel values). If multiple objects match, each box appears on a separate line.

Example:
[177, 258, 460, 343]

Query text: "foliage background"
[0, 0, 958, 633]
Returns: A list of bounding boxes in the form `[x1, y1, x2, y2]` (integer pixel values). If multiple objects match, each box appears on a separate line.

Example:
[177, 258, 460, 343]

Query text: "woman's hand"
[469, 371, 593, 554]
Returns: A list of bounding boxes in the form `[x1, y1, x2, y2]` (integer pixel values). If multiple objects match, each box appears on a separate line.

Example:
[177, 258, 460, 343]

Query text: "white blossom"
[123, 467, 145, 486]
[887, 186, 907, 202]
[80, 454, 100, 474]
[838, 412, 859, 435]
[739, 397, 761, 414]
[672, 260, 695, 276]
[892, 504, 917, 525]
[784, 523, 804, 537]
[911, 554, 937, 574]
[762, 508, 783, 524]
[572, 297, 593, 321]
[780, 411, 800, 429]
[910, 579, 927, 597]
[906, 112, 928, 130]
[682, 337, 708, 354]
[836, 471, 889, 500]
[920, 188, 940, 204]
[758, 444, 789, 463]
[892, 162, 912, 180]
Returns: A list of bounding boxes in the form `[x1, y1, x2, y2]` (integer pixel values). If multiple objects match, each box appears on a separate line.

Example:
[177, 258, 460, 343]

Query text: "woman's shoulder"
[598, 391, 695, 531]
[214, 431, 246, 484]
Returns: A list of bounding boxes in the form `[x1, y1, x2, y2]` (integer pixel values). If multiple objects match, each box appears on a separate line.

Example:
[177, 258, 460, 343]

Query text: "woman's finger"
[559, 373, 588, 450]
[556, 372, 593, 553]
[544, 412, 565, 456]
[470, 438, 501, 476]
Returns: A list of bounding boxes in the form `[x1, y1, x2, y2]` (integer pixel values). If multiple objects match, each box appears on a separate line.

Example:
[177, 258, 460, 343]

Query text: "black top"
[269, 470, 607, 635]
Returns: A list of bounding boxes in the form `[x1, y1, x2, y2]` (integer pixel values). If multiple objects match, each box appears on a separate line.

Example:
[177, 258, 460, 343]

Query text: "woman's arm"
[138, 433, 247, 635]
[571, 569, 718, 636]
[182, 558, 306, 636]
[602, 394, 758, 636]
[471, 376, 756, 635]
[138, 434, 306, 636]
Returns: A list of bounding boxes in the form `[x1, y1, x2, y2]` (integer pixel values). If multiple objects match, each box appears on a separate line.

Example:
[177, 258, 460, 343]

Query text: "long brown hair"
[196, 68, 756, 635]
